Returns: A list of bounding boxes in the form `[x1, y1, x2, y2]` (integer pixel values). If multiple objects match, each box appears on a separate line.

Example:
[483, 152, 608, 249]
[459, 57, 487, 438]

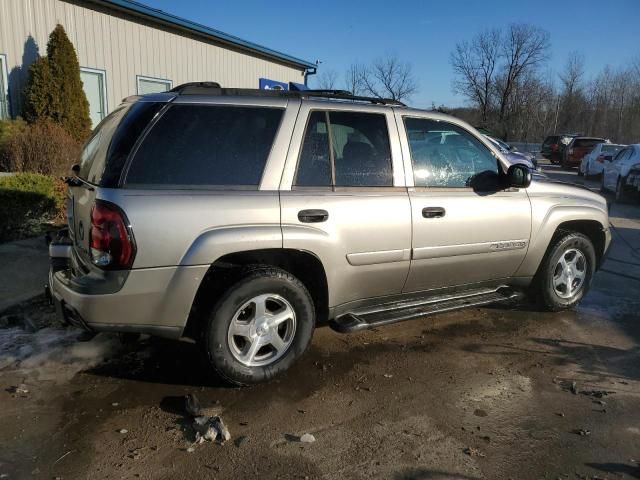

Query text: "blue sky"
[143, 0, 639, 108]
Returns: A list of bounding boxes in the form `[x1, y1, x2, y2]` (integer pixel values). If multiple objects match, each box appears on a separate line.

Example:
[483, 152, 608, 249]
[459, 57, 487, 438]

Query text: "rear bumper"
[48, 244, 208, 339]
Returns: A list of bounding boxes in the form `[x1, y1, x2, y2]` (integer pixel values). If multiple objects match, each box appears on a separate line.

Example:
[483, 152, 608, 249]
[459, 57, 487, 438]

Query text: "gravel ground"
[0, 162, 639, 480]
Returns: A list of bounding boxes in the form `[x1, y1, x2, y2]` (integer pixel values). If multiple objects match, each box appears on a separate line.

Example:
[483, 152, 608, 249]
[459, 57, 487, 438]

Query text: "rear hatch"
[569, 138, 604, 162]
[69, 100, 166, 270]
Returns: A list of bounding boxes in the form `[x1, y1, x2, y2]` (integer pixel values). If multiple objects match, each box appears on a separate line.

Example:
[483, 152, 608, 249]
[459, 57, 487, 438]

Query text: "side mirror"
[71, 164, 80, 176]
[507, 164, 531, 188]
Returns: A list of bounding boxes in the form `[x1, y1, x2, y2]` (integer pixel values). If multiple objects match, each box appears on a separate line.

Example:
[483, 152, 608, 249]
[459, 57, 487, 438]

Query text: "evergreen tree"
[23, 24, 91, 141]
[23, 57, 55, 122]
[46, 24, 91, 141]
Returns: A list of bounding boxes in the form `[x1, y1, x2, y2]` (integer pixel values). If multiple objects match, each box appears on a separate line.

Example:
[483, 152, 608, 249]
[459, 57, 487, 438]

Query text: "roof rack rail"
[169, 81, 221, 93]
[168, 83, 406, 107]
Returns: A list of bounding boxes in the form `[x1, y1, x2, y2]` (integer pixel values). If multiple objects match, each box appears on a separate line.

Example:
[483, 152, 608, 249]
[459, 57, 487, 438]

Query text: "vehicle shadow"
[585, 462, 640, 479]
[393, 468, 480, 480]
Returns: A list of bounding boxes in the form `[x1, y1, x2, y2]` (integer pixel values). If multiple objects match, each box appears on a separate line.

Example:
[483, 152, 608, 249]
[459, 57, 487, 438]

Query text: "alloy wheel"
[227, 294, 296, 367]
[552, 248, 587, 299]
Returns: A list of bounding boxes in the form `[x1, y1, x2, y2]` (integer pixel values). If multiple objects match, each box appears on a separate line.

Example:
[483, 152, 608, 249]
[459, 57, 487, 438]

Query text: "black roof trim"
[169, 84, 406, 106]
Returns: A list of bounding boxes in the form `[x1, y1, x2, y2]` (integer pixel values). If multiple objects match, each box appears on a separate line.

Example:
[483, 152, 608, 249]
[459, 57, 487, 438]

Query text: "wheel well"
[182, 249, 329, 341]
[555, 220, 607, 268]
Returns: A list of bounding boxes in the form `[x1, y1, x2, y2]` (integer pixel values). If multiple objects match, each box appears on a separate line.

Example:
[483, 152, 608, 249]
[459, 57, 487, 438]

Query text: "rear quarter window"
[124, 104, 284, 188]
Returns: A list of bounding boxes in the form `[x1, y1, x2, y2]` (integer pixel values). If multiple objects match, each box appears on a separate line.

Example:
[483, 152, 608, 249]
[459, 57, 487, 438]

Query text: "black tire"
[577, 167, 584, 177]
[532, 232, 596, 312]
[600, 174, 607, 193]
[203, 267, 315, 386]
[615, 177, 632, 203]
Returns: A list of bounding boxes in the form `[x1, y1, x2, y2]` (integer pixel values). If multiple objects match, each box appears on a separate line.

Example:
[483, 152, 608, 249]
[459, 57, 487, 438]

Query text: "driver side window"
[404, 117, 498, 188]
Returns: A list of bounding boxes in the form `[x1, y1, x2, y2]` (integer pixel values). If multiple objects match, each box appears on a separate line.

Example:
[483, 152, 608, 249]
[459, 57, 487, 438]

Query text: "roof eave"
[85, 0, 316, 70]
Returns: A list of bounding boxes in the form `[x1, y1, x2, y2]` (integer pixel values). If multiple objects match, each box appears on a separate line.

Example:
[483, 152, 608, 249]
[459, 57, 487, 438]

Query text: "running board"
[330, 287, 523, 333]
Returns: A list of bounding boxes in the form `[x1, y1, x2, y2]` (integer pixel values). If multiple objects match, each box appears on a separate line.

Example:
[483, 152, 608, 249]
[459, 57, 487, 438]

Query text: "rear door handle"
[422, 207, 445, 218]
[298, 209, 329, 223]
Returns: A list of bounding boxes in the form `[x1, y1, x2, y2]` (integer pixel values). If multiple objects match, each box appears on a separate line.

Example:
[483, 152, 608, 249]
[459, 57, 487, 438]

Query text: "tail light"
[90, 200, 136, 269]
[551, 144, 558, 151]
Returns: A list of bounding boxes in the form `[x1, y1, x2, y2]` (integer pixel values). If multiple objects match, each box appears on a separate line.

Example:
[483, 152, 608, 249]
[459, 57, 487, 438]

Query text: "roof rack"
[168, 83, 406, 106]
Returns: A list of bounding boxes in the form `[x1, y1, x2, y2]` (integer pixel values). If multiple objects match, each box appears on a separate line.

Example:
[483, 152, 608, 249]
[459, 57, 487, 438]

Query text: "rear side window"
[294, 110, 393, 188]
[125, 105, 283, 187]
[79, 104, 131, 184]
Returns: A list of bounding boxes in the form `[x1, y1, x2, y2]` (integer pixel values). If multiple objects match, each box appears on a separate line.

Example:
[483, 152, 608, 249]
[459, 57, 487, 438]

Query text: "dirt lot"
[1, 162, 639, 480]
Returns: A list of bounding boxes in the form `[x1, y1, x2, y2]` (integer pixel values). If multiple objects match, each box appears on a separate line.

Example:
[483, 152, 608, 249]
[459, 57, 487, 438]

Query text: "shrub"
[0, 118, 28, 171]
[23, 24, 91, 141]
[0, 173, 66, 242]
[0, 120, 80, 177]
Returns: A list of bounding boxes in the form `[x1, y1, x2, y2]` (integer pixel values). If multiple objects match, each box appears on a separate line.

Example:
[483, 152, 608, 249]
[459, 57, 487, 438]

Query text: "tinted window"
[295, 111, 331, 187]
[404, 117, 498, 188]
[543, 136, 560, 146]
[294, 110, 393, 188]
[79, 104, 131, 184]
[330, 112, 392, 187]
[126, 105, 283, 187]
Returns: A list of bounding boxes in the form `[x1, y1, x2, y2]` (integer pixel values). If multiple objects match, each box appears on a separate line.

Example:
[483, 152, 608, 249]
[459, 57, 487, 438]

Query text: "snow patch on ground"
[0, 327, 120, 381]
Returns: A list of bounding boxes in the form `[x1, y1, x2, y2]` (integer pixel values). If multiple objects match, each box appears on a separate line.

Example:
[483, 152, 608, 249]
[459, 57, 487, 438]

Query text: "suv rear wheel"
[615, 177, 633, 203]
[533, 232, 596, 311]
[203, 267, 315, 385]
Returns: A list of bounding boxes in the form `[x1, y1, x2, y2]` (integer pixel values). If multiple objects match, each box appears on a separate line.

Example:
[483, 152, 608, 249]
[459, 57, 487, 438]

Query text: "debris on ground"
[185, 393, 202, 417]
[463, 447, 486, 457]
[234, 435, 249, 448]
[580, 390, 615, 399]
[118, 429, 128, 434]
[383, 373, 393, 378]
[186, 447, 195, 453]
[573, 429, 591, 436]
[193, 415, 231, 444]
[555, 412, 565, 417]
[570, 381, 578, 394]
[299, 433, 316, 443]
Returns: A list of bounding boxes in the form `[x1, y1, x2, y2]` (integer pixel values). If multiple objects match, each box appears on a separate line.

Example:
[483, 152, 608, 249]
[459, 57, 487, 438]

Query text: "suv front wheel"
[203, 267, 315, 385]
[533, 232, 596, 311]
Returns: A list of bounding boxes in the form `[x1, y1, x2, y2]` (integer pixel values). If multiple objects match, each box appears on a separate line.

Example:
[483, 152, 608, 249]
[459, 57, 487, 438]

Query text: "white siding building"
[0, 0, 315, 126]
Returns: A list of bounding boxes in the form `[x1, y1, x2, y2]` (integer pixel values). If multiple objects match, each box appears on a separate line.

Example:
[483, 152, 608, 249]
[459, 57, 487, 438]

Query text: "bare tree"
[450, 28, 500, 123]
[496, 24, 550, 123]
[557, 51, 587, 131]
[317, 69, 338, 90]
[361, 55, 418, 101]
[344, 63, 366, 96]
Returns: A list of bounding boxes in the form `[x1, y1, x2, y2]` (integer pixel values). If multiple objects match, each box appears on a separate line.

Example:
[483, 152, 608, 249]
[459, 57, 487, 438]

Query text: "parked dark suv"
[541, 134, 578, 164]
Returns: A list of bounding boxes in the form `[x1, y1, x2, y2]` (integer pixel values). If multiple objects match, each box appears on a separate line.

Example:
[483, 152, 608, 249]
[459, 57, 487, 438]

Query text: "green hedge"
[0, 173, 66, 242]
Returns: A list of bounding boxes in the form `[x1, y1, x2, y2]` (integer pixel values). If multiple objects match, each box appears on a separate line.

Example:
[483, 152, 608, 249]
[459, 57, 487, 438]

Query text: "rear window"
[573, 138, 604, 148]
[543, 136, 559, 145]
[78, 102, 165, 186]
[125, 105, 283, 188]
[602, 144, 623, 153]
[78, 105, 131, 184]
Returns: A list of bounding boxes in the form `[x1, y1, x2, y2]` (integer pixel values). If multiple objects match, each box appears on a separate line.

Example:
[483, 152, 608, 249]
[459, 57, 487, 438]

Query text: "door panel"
[405, 189, 531, 292]
[281, 191, 412, 306]
[280, 102, 411, 308]
[397, 114, 531, 293]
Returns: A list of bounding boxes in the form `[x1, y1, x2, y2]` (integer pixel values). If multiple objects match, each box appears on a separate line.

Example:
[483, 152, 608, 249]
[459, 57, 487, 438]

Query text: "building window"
[80, 67, 107, 128]
[0, 54, 9, 119]
[136, 75, 172, 95]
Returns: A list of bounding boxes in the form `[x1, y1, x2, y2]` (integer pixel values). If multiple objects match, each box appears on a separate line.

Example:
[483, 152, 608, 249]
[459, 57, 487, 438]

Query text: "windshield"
[602, 144, 624, 153]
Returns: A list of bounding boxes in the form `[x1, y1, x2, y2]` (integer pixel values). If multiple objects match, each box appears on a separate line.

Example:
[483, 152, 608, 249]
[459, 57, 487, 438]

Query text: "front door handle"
[298, 209, 329, 223]
[422, 207, 445, 218]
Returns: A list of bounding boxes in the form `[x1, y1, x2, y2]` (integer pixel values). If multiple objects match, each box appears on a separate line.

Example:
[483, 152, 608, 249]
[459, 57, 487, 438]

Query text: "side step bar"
[329, 287, 524, 333]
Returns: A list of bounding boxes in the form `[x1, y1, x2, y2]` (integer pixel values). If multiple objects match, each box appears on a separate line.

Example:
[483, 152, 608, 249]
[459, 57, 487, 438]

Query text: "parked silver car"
[601, 144, 640, 202]
[484, 135, 538, 170]
[579, 143, 625, 177]
[49, 85, 611, 385]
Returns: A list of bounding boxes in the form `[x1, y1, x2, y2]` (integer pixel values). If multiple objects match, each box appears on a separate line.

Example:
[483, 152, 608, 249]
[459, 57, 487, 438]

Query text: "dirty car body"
[49, 86, 611, 385]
